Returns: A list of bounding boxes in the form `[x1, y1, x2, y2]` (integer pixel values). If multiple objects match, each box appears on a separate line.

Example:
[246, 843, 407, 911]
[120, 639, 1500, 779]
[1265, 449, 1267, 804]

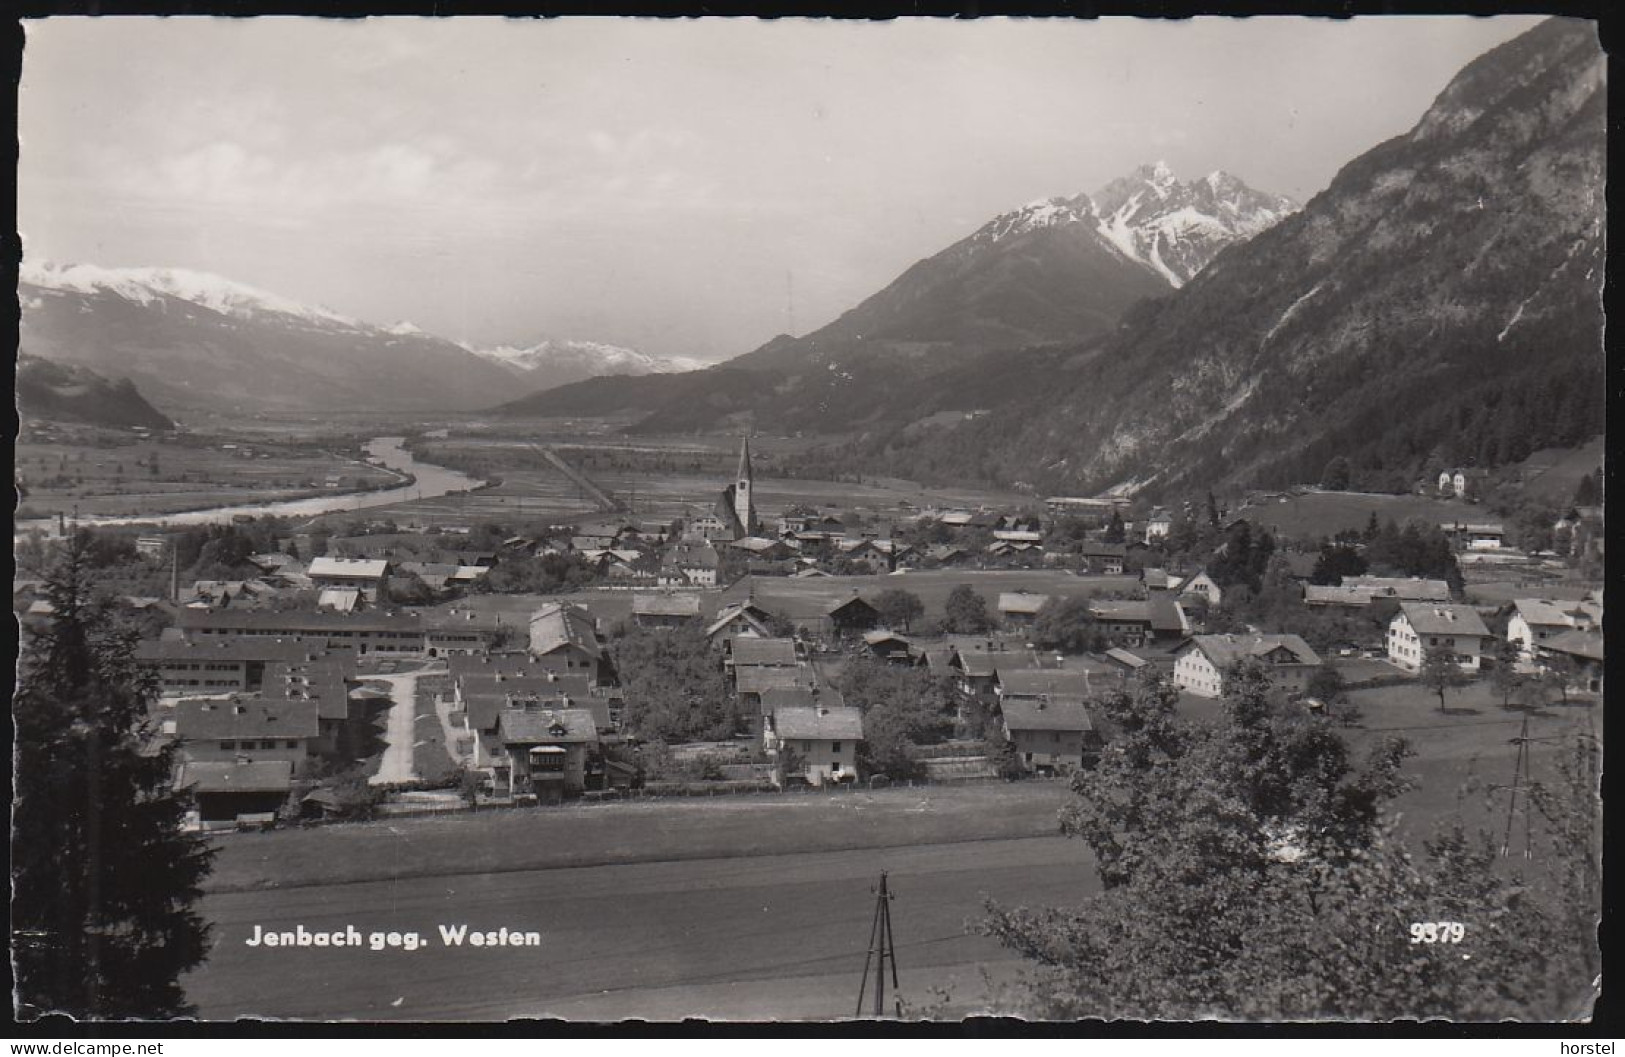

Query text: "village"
[13, 435, 1605, 832]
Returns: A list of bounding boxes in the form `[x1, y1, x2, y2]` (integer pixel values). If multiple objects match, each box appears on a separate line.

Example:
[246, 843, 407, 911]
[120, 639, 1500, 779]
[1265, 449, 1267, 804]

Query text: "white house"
[306, 556, 391, 601]
[1507, 598, 1602, 660]
[1144, 509, 1172, 544]
[764, 705, 863, 787]
[1180, 571, 1223, 608]
[1387, 602, 1492, 672]
[1173, 634, 1323, 699]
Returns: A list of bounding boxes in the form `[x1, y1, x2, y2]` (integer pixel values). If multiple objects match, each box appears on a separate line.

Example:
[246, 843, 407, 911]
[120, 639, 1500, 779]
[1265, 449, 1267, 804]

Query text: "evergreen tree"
[1103, 511, 1125, 545]
[943, 584, 994, 634]
[13, 531, 214, 1019]
[1320, 456, 1352, 491]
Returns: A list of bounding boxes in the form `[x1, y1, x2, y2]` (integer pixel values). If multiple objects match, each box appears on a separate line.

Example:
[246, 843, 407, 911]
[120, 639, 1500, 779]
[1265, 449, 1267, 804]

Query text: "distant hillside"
[15, 353, 175, 430]
[859, 17, 1606, 499]
[465, 338, 706, 393]
[495, 163, 1292, 429]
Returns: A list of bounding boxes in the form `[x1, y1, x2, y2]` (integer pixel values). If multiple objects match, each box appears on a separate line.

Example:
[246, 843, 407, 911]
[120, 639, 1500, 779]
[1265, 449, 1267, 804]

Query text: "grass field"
[1243, 489, 1483, 541]
[1511, 436, 1605, 506]
[15, 437, 396, 520]
[203, 780, 1075, 893]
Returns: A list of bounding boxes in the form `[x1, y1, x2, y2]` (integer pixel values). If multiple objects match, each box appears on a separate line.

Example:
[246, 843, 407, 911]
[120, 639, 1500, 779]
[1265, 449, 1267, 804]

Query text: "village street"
[368, 666, 444, 785]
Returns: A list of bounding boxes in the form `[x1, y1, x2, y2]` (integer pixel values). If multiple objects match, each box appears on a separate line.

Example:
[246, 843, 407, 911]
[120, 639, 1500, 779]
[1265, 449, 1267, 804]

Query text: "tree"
[835, 658, 955, 780]
[610, 625, 737, 742]
[1572, 471, 1599, 507]
[979, 664, 1598, 1020]
[13, 531, 215, 1019]
[872, 588, 924, 632]
[1418, 645, 1470, 713]
[1031, 595, 1105, 654]
[943, 584, 994, 634]
[1320, 456, 1352, 491]
[1490, 639, 1524, 709]
[1309, 541, 1367, 586]
[1103, 511, 1126, 544]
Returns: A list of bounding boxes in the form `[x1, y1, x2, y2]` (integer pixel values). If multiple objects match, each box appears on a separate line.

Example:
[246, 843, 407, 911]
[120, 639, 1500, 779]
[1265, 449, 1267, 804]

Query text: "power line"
[855, 871, 900, 1018]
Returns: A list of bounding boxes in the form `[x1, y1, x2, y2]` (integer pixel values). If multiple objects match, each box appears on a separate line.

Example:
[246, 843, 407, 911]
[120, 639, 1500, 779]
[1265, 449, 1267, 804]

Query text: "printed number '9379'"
[1410, 922, 1465, 944]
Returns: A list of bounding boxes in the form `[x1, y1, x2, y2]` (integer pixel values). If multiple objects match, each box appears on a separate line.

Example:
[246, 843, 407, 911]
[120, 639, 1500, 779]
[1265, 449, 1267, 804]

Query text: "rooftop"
[176, 760, 294, 794]
[497, 707, 600, 744]
[772, 705, 864, 742]
[1397, 602, 1491, 638]
[1000, 697, 1093, 733]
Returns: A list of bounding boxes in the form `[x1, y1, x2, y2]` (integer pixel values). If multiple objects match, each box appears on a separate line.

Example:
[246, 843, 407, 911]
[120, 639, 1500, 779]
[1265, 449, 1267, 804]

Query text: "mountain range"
[502, 17, 1605, 501]
[17, 264, 699, 415]
[495, 163, 1297, 427]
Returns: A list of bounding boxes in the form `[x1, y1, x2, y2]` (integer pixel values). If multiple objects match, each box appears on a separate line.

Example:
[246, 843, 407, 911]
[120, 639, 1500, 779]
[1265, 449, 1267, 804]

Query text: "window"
[285, 739, 298, 749]
[260, 739, 277, 750]
[830, 742, 841, 753]
[220, 740, 235, 750]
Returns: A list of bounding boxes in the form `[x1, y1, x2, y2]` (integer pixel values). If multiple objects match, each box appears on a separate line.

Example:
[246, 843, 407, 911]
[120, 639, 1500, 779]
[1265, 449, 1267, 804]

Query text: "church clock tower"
[733, 434, 757, 538]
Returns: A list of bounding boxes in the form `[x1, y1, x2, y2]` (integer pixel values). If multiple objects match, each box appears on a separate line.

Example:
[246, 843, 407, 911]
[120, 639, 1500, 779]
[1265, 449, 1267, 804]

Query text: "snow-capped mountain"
[1092, 163, 1299, 286]
[974, 162, 1297, 287]
[19, 263, 525, 413]
[467, 338, 705, 386]
[20, 262, 365, 329]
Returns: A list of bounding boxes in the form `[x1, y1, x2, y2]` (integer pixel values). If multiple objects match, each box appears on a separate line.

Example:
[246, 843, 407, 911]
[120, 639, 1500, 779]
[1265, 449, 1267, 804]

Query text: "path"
[536, 445, 623, 514]
[369, 671, 424, 785]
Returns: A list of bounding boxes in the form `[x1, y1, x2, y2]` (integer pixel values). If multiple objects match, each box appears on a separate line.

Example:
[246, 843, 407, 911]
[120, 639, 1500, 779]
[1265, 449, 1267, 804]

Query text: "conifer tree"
[12, 530, 215, 1019]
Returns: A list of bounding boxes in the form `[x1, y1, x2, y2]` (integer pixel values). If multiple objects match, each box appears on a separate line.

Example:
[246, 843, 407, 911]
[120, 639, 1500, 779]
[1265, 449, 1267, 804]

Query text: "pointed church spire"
[737, 433, 754, 483]
[732, 433, 757, 539]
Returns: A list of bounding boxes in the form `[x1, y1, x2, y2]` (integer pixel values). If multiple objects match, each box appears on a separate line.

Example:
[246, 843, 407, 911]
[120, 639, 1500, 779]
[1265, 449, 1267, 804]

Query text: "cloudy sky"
[20, 15, 1544, 360]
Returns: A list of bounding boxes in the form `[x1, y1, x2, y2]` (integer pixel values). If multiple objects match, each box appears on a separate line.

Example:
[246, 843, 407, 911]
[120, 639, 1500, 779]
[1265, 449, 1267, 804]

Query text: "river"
[17, 437, 485, 531]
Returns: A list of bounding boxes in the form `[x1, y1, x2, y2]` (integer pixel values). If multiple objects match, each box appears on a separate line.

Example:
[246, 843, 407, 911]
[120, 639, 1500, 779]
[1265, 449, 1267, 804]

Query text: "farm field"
[15, 437, 397, 520]
[1242, 489, 1483, 541]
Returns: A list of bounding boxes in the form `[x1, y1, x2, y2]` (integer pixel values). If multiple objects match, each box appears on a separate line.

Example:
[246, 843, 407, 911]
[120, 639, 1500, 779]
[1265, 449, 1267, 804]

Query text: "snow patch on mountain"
[21, 262, 362, 329]
[465, 339, 705, 378]
[972, 163, 1296, 287]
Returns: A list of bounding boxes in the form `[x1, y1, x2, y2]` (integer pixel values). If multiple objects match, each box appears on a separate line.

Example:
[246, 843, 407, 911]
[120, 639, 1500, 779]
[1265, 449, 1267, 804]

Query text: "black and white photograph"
[10, 13, 1606, 1026]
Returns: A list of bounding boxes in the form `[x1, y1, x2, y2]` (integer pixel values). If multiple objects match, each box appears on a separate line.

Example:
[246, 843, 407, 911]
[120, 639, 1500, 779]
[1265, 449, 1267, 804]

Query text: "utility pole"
[855, 871, 900, 1018]
[1500, 713, 1534, 859]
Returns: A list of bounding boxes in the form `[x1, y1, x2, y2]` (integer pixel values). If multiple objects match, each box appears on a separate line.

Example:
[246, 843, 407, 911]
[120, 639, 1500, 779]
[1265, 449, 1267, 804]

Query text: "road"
[183, 835, 1095, 1021]
[369, 671, 428, 785]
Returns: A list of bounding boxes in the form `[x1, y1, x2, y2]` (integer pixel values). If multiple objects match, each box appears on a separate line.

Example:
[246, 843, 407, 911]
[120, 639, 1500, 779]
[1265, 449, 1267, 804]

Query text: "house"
[1076, 542, 1127, 575]
[495, 707, 600, 803]
[997, 592, 1050, 630]
[317, 588, 363, 613]
[422, 616, 493, 658]
[995, 667, 1096, 703]
[1173, 634, 1323, 699]
[1140, 568, 1185, 593]
[1344, 576, 1452, 603]
[862, 629, 920, 666]
[661, 540, 720, 587]
[826, 595, 882, 638]
[1180, 571, 1223, 608]
[176, 607, 425, 655]
[728, 636, 799, 669]
[922, 544, 972, 568]
[306, 557, 391, 601]
[764, 705, 863, 787]
[1387, 602, 1492, 671]
[1143, 509, 1173, 544]
[1507, 598, 1602, 659]
[176, 760, 294, 826]
[1000, 698, 1098, 775]
[261, 657, 355, 756]
[704, 601, 779, 643]
[173, 695, 322, 766]
[1089, 597, 1188, 648]
[1304, 584, 1376, 608]
[1441, 522, 1507, 551]
[528, 603, 612, 681]
[1535, 630, 1604, 694]
[735, 664, 818, 714]
[136, 636, 317, 695]
[136, 536, 170, 561]
[631, 592, 704, 629]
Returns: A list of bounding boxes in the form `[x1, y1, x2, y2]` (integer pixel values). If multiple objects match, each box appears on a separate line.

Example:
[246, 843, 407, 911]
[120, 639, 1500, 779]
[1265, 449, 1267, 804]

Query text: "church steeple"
[733, 433, 756, 538]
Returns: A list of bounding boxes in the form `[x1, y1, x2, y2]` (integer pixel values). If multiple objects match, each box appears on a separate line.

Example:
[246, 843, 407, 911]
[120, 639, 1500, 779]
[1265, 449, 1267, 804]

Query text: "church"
[713, 435, 760, 541]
